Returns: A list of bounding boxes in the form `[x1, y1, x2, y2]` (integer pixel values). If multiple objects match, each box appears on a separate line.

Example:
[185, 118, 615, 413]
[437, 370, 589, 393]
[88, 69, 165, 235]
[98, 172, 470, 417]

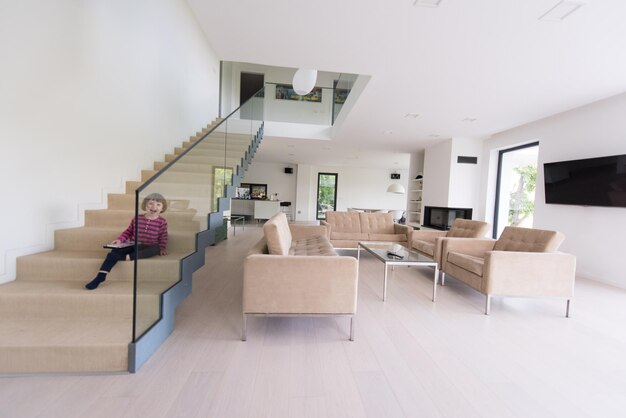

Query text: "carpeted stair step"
[85, 209, 199, 229]
[175, 145, 249, 157]
[163, 153, 242, 167]
[125, 180, 216, 200]
[0, 280, 166, 320]
[54, 226, 197, 253]
[140, 170, 215, 185]
[107, 193, 191, 211]
[153, 161, 238, 174]
[0, 318, 132, 373]
[180, 143, 250, 156]
[16, 250, 183, 282]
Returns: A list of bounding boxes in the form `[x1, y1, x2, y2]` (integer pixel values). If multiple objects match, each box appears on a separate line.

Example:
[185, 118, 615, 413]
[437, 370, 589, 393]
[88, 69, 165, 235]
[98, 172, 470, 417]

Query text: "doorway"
[493, 142, 539, 238]
[240, 72, 264, 105]
[316, 173, 338, 220]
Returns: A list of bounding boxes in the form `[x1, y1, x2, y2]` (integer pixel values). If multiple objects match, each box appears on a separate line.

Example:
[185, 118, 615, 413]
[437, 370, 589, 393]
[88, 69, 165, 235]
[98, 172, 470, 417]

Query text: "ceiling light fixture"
[292, 68, 317, 95]
[414, 0, 443, 7]
[404, 113, 420, 118]
[386, 184, 406, 194]
[539, 1, 583, 21]
[462, 117, 477, 122]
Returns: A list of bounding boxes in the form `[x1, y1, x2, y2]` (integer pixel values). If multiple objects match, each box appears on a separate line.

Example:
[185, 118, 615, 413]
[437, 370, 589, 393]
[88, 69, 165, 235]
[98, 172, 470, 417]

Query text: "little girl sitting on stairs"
[85, 193, 169, 290]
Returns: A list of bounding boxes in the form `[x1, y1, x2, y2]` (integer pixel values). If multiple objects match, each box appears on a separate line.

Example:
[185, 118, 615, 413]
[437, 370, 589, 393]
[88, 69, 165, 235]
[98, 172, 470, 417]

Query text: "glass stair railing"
[129, 89, 264, 371]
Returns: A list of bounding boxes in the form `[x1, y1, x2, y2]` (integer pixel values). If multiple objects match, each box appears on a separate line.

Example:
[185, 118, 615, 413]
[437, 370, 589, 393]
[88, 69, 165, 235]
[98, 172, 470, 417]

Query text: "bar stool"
[279, 201, 292, 221]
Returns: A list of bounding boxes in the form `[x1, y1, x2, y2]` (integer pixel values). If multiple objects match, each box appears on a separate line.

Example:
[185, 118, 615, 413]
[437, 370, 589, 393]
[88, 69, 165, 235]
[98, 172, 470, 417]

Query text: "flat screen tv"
[543, 154, 626, 208]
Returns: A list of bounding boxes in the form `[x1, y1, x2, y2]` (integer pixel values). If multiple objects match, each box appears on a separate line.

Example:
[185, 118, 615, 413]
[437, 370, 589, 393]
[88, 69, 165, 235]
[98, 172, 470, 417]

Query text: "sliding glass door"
[493, 142, 539, 238]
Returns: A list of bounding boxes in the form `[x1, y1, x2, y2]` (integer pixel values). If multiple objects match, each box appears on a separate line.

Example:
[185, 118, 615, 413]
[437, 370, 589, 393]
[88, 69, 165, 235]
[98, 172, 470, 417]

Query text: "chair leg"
[485, 295, 491, 315]
[566, 299, 571, 318]
[242, 313, 247, 341]
[441, 271, 445, 286]
[349, 316, 355, 341]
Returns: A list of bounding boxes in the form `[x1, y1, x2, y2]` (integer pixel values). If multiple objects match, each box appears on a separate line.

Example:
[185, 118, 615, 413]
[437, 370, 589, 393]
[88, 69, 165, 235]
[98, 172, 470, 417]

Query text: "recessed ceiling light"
[384, 130, 393, 135]
[539, 1, 583, 21]
[414, 0, 443, 7]
[429, 134, 441, 138]
[462, 117, 477, 122]
[288, 153, 295, 156]
[404, 113, 420, 118]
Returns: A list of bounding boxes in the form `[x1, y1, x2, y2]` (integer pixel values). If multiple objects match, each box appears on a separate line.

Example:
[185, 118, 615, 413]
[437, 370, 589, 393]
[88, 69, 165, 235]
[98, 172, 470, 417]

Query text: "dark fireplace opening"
[423, 206, 473, 230]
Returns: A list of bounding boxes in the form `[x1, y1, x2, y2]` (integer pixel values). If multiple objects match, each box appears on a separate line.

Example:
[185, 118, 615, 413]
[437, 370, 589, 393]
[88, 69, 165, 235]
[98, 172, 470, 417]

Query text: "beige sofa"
[243, 213, 358, 340]
[412, 219, 490, 270]
[321, 211, 413, 248]
[440, 226, 576, 316]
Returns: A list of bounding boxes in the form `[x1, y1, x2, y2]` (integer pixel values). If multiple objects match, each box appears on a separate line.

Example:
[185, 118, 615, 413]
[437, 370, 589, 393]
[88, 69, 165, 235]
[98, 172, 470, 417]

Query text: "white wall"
[241, 162, 297, 204]
[0, 0, 220, 283]
[423, 140, 452, 208]
[481, 92, 626, 288]
[448, 138, 484, 211]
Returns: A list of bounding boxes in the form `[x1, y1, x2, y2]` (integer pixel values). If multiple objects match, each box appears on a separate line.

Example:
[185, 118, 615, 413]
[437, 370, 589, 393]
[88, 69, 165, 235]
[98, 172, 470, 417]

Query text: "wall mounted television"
[543, 154, 626, 208]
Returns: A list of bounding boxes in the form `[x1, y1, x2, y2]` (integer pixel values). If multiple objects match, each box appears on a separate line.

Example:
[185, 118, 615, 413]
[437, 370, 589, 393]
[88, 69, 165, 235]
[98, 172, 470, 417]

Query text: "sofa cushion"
[325, 211, 362, 233]
[290, 236, 338, 256]
[447, 251, 484, 277]
[331, 231, 369, 241]
[263, 212, 292, 255]
[369, 233, 407, 242]
[360, 212, 394, 234]
[413, 239, 435, 256]
[493, 226, 564, 252]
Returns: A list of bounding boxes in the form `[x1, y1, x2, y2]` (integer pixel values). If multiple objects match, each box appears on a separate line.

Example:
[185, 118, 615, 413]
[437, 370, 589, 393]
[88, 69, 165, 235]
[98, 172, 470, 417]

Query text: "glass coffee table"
[357, 242, 439, 302]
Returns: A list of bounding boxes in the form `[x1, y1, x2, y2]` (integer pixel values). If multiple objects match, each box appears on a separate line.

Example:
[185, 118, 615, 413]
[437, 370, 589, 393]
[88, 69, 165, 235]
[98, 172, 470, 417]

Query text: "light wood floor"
[2, 225, 626, 417]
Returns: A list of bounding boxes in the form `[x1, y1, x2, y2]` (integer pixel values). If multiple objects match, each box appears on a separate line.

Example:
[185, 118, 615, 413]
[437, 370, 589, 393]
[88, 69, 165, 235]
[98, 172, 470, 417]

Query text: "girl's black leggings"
[99, 244, 160, 272]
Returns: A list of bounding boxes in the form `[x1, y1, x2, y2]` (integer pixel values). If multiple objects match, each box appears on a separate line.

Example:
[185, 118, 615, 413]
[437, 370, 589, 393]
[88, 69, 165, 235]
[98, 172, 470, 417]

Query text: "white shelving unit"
[407, 178, 423, 226]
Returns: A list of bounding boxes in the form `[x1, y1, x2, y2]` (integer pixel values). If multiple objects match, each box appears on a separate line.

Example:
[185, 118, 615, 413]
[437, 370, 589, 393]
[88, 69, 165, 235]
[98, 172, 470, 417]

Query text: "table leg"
[432, 265, 439, 302]
[383, 264, 388, 301]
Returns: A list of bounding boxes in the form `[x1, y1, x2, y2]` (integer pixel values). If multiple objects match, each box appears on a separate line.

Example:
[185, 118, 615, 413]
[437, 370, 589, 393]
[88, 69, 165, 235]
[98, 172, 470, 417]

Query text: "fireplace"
[423, 206, 473, 230]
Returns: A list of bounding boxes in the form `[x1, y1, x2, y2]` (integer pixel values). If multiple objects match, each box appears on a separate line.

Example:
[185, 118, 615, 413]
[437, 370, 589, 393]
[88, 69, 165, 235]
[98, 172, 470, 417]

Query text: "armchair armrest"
[243, 255, 358, 314]
[289, 224, 328, 240]
[484, 251, 576, 297]
[440, 238, 496, 271]
[393, 223, 413, 242]
[320, 220, 331, 239]
[411, 230, 447, 242]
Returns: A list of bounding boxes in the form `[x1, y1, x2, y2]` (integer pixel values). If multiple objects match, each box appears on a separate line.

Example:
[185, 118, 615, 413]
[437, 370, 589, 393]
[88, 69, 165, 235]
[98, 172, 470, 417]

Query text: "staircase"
[0, 118, 263, 373]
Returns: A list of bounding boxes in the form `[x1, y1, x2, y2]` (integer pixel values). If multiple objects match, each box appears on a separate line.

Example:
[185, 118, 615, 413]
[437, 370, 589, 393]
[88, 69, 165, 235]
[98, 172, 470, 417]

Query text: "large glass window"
[493, 142, 539, 238]
[316, 173, 338, 220]
[213, 167, 233, 212]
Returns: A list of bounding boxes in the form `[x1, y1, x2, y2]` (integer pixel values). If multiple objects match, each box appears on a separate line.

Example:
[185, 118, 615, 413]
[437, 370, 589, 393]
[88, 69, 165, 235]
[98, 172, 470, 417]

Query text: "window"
[213, 167, 233, 212]
[493, 142, 539, 238]
[316, 173, 338, 220]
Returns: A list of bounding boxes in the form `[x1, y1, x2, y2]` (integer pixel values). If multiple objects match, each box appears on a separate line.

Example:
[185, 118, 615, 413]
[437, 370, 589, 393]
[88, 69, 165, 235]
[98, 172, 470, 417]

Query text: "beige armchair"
[412, 219, 490, 272]
[440, 226, 576, 316]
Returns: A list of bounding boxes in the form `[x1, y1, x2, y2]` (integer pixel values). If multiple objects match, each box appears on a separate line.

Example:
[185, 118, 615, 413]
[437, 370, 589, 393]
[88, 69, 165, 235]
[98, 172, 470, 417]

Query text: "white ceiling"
[188, 0, 626, 168]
